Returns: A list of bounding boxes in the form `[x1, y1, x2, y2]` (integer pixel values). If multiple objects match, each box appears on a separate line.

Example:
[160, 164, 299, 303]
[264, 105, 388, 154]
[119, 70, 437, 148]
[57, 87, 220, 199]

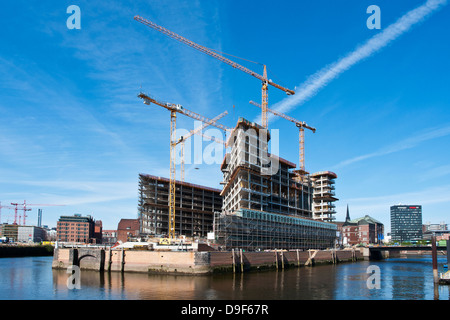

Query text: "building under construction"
[134, 17, 338, 251]
[311, 171, 338, 222]
[138, 173, 222, 238]
[214, 118, 337, 251]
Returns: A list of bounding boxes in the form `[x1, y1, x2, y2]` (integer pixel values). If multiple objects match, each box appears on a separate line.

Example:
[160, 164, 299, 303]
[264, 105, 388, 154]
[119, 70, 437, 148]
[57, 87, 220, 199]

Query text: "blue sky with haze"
[1, 0, 449, 232]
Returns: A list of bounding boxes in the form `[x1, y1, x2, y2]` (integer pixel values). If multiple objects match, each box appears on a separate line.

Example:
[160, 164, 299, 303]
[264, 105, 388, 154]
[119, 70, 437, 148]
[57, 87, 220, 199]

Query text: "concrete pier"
[52, 247, 363, 275]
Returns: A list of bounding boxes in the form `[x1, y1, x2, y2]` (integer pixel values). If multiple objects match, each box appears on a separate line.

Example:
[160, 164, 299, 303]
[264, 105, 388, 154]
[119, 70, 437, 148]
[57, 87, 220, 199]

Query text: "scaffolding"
[221, 118, 313, 218]
[214, 209, 337, 251]
[215, 118, 337, 251]
[138, 173, 222, 238]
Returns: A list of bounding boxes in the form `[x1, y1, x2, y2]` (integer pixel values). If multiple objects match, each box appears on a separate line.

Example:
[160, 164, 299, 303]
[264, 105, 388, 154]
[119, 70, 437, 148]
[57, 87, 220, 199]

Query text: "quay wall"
[0, 245, 54, 258]
[53, 247, 210, 274]
[53, 247, 362, 275]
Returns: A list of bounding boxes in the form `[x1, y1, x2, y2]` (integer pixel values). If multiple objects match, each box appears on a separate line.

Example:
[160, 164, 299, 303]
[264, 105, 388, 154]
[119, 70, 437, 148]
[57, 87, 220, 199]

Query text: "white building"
[17, 226, 47, 243]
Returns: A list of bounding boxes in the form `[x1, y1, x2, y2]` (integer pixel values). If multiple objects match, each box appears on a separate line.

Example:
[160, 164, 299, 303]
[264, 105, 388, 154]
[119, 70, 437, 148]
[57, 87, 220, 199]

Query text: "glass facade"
[390, 205, 422, 242]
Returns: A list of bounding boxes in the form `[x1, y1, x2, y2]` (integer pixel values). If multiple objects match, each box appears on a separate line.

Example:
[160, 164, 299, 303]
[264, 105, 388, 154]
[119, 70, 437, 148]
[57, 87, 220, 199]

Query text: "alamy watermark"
[367, 5, 381, 30]
[67, 265, 81, 290]
[366, 265, 381, 289]
[176, 121, 280, 176]
[67, 5, 81, 30]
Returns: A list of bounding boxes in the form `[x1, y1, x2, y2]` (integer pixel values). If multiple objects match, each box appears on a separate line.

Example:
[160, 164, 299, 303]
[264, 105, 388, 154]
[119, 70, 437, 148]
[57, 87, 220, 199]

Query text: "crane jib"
[134, 15, 295, 96]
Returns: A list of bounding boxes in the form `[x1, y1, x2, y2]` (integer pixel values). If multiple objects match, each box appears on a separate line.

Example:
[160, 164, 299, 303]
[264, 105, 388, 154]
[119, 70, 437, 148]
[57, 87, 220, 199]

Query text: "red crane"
[10, 202, 29, 225]
[22, 201, 65, 225]
[10, 201, 65, 225]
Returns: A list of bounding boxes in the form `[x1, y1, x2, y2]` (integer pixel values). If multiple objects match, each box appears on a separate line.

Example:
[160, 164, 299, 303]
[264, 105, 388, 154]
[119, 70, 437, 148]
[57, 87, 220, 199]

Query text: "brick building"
[57, 214, 100, 243]
[102, 230, 118, 246]
[117, 219, 140, 243]
[94, 220, 103, 244]
[342, 206, 384, 246]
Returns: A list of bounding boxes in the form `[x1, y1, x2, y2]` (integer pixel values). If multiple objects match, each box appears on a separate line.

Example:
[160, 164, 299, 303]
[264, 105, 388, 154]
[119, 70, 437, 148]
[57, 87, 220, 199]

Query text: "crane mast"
[134, 16, 295, 129]
[179, 110, 228, 181]
[249, 100, 315, 177]
[138, 92, 229, 239]
[169, 110, 177, 239]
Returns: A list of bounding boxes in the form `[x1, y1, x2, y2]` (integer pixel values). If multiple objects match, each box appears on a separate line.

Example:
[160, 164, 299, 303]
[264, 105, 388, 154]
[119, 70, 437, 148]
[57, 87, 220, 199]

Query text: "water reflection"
[0, 255, 449, 300]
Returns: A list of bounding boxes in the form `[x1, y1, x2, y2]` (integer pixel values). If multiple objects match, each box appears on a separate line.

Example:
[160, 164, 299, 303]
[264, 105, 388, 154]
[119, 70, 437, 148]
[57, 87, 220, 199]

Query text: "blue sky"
[0, 0, 449, 232]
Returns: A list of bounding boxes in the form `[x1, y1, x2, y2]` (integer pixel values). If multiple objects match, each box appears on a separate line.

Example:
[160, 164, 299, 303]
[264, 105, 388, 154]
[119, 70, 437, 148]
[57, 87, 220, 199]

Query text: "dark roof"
[347, 215, 383, 226]
[58, 215, 93, 223]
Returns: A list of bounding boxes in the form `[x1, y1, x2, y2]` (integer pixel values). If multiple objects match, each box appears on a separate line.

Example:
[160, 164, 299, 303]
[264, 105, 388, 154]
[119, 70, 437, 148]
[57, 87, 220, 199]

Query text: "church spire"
[345, 204, 351, 222]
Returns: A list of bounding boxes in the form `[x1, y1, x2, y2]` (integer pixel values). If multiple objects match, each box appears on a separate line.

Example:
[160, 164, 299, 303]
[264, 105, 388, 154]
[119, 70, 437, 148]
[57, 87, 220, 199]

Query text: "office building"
[390, 205, 422, 242]
[56, 214, 99, 243]
[17, 226, 47, 243]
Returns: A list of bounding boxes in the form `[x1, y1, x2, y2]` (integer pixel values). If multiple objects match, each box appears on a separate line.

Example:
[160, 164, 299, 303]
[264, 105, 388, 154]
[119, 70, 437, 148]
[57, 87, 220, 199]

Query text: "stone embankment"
[53, 247, 362, 275]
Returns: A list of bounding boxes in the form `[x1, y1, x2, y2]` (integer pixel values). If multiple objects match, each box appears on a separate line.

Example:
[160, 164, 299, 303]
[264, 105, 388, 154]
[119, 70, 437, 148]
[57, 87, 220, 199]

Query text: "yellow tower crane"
[134, 15, 295, 129]
[138, 92, 229, 240]
[249, 100, 316, 178]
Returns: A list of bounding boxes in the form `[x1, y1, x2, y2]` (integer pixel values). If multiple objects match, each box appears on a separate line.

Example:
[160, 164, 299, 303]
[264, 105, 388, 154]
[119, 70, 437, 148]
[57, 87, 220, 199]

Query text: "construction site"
[133, 15, 339, 252]
[139, 173, 222, 238]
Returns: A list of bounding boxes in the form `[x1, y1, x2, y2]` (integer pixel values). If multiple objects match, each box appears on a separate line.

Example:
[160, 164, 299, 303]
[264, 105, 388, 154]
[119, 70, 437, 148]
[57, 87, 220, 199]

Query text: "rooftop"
[139, 173, 221, 193]
[310, 171, 338, 179]
[58, 214, 93, 223]
[349, 215, 383, 225]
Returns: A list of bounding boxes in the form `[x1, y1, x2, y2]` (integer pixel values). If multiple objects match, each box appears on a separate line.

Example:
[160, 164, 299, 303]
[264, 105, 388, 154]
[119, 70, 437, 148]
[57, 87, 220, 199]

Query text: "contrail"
[330, 124, 450, 169]
[261, 0, 448, 122]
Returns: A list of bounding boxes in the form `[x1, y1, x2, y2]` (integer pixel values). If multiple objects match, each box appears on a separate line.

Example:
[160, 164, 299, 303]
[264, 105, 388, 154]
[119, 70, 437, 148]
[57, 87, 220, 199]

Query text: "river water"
[0, 255, 448, 300]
